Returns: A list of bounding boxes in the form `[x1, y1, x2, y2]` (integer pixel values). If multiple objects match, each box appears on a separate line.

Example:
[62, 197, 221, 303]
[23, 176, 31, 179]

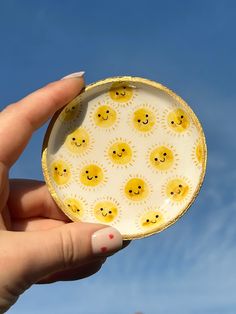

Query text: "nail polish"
[91, 227, 123, 255]
[61, 71, 85, 80]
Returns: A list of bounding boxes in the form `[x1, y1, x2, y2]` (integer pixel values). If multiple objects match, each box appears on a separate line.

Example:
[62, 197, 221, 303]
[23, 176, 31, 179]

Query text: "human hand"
[0, 73, 125, 313]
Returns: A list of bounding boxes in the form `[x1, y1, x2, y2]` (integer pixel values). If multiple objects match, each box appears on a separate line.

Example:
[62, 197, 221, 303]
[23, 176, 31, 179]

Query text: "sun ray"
[59, 97, 82, 123]
[161, 175, 193, 206]
[75, 160, 108, 191]
[91, 196, 121, 226]
[191, 138, 205, 169]
[105, 81, 138, 107]
[146, 142, 179, 174]
[105, 137, 136, 169]
[128, 103, 159, 137]
[62, 194, 88, 221]
[121, 174, 152, 206]
[49, 157, 73, 189]
[161, 105, 194, 137]
[62, 126, 94, 158]
[89, 101, 120, 132]
[135, 207, 166, 233]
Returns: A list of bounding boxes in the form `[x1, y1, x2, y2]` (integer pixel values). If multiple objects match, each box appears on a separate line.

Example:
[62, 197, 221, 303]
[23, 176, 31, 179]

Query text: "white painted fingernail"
[61, 71, 85, 80]
[91, 227, 123, 255]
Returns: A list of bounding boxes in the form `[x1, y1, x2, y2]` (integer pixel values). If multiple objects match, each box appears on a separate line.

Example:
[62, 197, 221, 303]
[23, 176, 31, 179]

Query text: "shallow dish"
[42, 76, 207, 240]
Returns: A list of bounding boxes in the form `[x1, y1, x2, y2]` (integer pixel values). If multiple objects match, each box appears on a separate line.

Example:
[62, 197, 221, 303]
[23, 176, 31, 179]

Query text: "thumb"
[0, 223, 123, 307]
[20, 223, 123, 284]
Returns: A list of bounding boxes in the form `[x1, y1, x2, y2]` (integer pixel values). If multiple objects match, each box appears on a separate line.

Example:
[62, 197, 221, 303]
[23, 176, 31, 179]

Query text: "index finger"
[0, 75, 84, 167]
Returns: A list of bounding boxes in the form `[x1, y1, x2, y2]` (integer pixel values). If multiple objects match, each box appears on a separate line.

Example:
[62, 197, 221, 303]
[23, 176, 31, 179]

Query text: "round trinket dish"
[42, 76, 207, 240]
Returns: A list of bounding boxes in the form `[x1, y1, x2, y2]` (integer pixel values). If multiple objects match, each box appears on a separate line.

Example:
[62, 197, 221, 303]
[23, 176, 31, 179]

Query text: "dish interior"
[43, 78, 206, 239]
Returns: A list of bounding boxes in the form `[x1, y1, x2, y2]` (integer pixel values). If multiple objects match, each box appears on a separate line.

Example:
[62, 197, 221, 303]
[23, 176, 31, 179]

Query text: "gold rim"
[42, 76, 207, 240]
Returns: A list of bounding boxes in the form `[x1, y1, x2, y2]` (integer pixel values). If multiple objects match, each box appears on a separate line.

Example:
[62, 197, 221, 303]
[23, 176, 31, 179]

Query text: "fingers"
[12, 218, 67, 232]
[8, 179, 69, 221]
[0, 75, 84, 167]
[0, 162, 9, 214]
[2, 223, 123, 287]
[38, 259, 105, 283]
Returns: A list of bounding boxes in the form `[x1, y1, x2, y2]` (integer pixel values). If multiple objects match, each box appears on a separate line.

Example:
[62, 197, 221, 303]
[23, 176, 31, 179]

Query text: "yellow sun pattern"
[92, 197, 121, 225]
[105, 137, 136, 168]
[44, 78, 206, 239]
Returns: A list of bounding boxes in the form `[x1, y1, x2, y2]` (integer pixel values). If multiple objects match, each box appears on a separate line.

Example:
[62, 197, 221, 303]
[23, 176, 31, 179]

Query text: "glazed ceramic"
[42, 77, 207, 239]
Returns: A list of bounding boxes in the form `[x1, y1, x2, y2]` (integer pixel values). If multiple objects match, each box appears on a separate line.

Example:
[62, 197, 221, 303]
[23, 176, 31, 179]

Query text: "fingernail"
[61, 71, 85, 80]
[91, 227, 123, 255]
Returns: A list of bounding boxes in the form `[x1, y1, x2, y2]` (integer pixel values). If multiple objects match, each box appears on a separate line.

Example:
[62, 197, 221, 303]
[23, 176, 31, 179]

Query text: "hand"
[0, 73, 125, 313]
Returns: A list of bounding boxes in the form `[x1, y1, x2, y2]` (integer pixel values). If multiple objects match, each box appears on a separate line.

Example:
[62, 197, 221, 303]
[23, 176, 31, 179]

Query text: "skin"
[51, 160, 71, 185]
[150, 146, 174, 171]
[167, 108, 190, 133]
[109, 82, 133, 103]
[65, 127, 90, 154]
[140, 211, 164, 229]
[80, 164, 104, 187]
[133, 108, 155, 132]
[93, 105, 117, 128]
[64, 198, 84, 218]
[94, 201, 118, 223]
[124, 178, 149, 201]
[166, 179, 189, 201]
[0, 77, 127, 313]
[108, 142, 132, 165]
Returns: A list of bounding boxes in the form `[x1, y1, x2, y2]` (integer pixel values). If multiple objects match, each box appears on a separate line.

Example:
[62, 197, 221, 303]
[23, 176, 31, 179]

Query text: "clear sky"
[1, 0, 236, 313]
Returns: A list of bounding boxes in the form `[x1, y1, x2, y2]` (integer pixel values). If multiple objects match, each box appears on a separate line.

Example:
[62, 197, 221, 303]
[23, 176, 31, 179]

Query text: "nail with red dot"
[92, 227, 123, 255]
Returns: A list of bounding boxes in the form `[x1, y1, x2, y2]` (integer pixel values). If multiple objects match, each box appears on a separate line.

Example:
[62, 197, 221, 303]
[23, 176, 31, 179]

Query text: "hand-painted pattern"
[44, 78, 206, 239]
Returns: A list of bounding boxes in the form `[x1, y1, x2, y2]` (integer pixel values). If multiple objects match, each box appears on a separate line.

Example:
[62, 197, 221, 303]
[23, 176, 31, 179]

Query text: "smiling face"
[65, 198, 84, 218]
[94, 105, 117, 128]
[109, 82, 133, 103]
[150, 146, 174, 171]
[60, 100, 79, 122]
[125, 178, 149, 201]
[166, 179, 189, 201]
[94, 201, 118, 223]
[80, 164, 104, 187]
[108, 142, 132, 165]
[65, 128, 90, 154]
[51, 160, 71, 185]
[167, 108, 190, 132]
[133, 108, 155, 132]
[140, 211, 164, 229]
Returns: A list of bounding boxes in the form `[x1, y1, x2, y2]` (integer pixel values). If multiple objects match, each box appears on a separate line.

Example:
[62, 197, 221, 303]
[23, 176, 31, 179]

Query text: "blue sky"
[1, 0, 236, 313]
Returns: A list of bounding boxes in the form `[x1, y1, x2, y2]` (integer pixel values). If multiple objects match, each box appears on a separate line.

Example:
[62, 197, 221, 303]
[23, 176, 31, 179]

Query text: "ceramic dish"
[42, 76, 207, 240]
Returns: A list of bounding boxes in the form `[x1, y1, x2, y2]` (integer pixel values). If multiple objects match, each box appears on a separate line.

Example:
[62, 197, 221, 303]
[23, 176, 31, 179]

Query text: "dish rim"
[42, 76, 207, 240]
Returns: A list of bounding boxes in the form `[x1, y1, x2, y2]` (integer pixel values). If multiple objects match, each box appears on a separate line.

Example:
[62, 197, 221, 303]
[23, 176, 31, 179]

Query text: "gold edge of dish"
[41, 76, 207, 240]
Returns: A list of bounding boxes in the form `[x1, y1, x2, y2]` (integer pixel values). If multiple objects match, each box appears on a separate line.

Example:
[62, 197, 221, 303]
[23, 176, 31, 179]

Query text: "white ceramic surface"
[42, 77, 207, 239]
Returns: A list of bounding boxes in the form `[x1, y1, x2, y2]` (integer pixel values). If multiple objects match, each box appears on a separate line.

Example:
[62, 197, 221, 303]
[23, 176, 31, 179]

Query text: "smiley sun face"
[94, 201, 118, 223]
[64, 198, 84, 219]
[80, 164, 104, 187]
[140, 211, 164, 230]
[65, 127, 91, 155]
[166, 179, 189, 202]
[59, 99, 80, 122]
[192, 138, 205, 168]
[51, 160, 71, 186]
[93, 105, 117, 128]
[196, 142, 204, 164]
[132, 107, 156, 133]
[167, 108, 190, 133]
[124, 178, 149, 201]
[149, 146, 174, 171]
[108, 82, 134, 104]
[108, 141, 133, 166]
